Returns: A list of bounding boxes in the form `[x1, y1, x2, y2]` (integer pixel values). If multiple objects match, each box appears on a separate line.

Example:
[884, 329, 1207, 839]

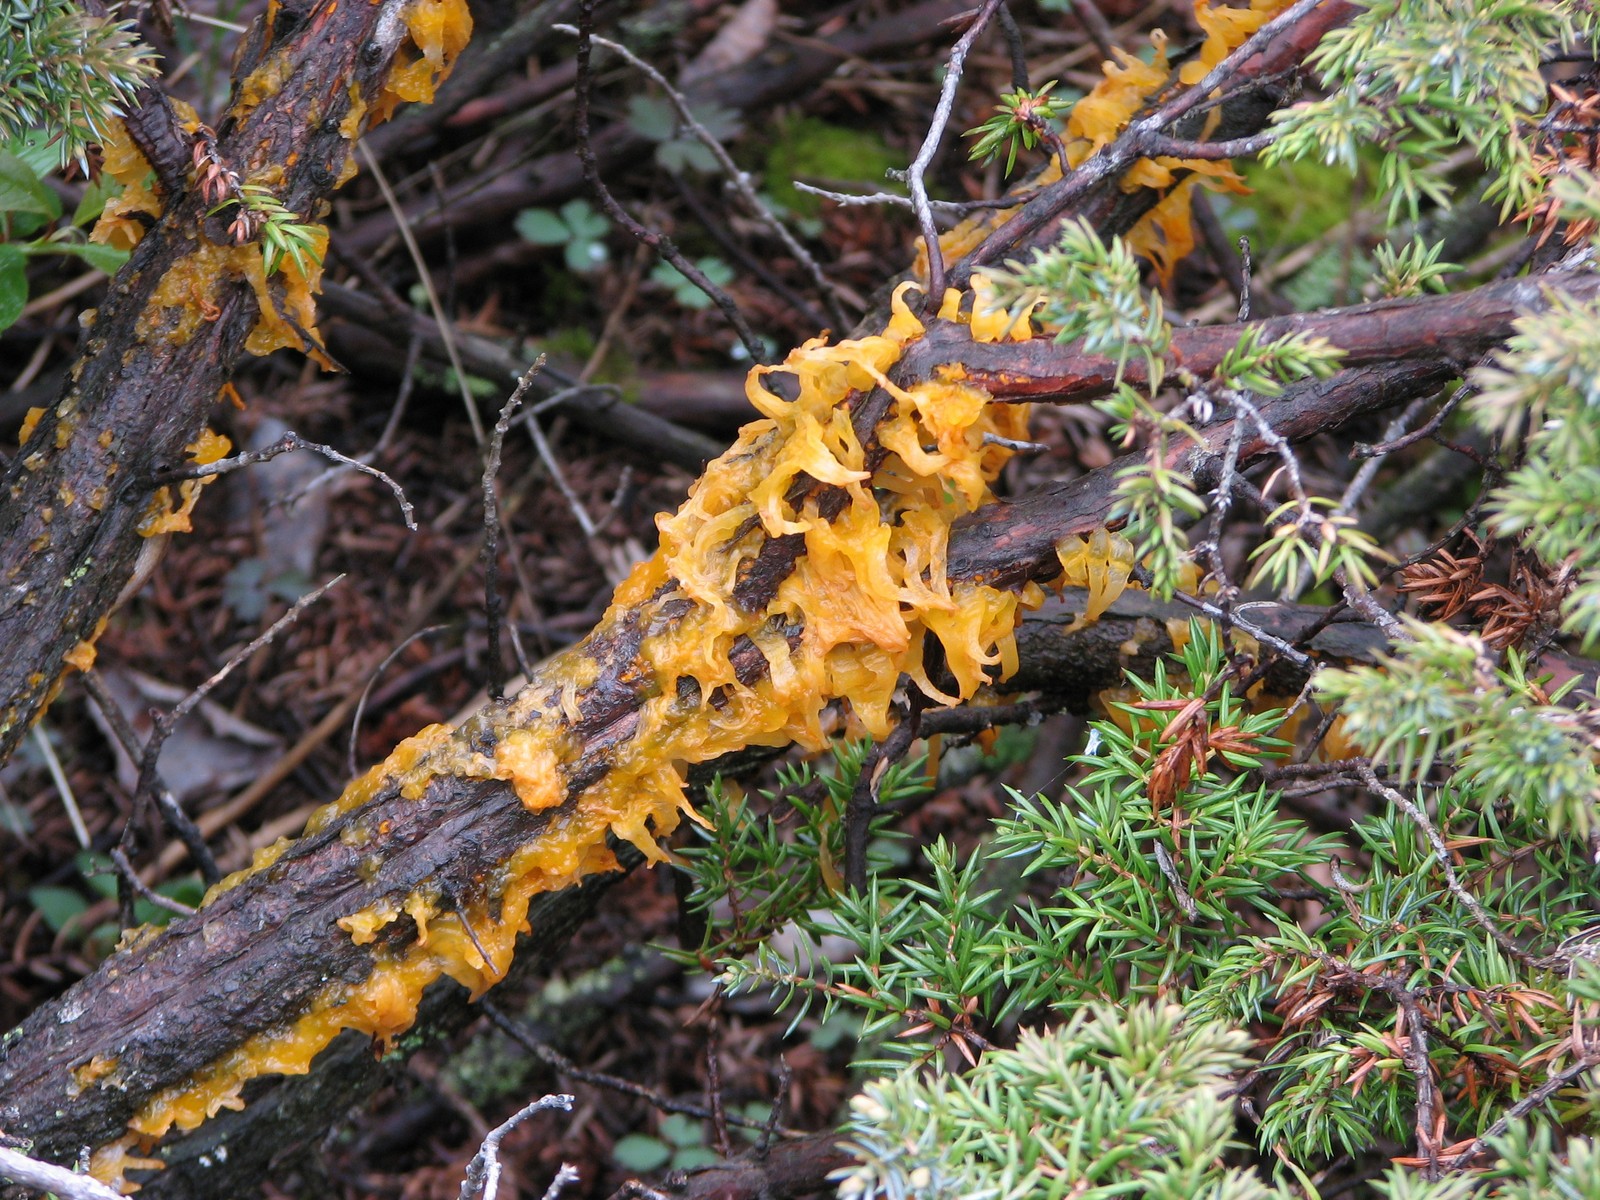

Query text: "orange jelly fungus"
[371, 0, 474, 123]
[137, 429, 232, 538]
[924, 0, 1292, 286]
[1055, 528, 1137, 621]
[92, 285, 1044, 1188]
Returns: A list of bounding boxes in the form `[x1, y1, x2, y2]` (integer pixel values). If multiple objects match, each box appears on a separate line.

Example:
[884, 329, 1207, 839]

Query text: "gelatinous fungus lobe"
[88, 285, 1044, 1189]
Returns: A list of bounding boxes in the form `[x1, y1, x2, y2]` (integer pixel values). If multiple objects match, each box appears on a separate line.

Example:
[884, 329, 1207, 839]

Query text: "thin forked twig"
[1357, 764, 1543, 969]
[124, 575, 343, 912]
[133, 577, 347, 820]
[157, 430, 417, 531]
[908, 0, 1003, 308]
[80, 671, 220, 883]
[289, 331, 424, 508]
[573, 0, 767, 362]
[483, 362, 545, 701]
[109, 845, 195, 918]
[552, 23, 850, 331]
[457, 1092, 576, 1200]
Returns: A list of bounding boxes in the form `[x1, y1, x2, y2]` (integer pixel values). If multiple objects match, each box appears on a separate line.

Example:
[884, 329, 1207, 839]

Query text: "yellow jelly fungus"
[18, 406, 44, 446]
[91, 124, 162, 252]
[137, 429, 232, 538]
[95, 284, 1044, 1185]
[1055, 528, 1137, 620]
[63, 616, 109, 675]
[921, 0, 1292, 288]
[89, 1137, 165, 1194]
[371, 0, 474, 124]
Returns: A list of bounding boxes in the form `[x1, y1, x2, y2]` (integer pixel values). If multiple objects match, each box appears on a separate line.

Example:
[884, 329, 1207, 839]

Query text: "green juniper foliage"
[680, 10, 1600, 1174]
[691, 619, 1600, 1195]
[0, 0, 159, 172]
[688, 6, 1600, 1156]
[1468, 280, 1600, 649]
[1264, 0, 1600, 219]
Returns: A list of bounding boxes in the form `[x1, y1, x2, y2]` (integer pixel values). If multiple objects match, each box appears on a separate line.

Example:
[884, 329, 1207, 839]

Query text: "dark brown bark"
[0, 319, 1455, 1188]
[907, 271, 1600, 411]
[0, 2, 1543, 1193]
[0, 0, 437, 765]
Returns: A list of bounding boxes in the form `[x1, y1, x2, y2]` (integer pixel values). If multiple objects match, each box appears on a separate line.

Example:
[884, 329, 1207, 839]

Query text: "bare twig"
[573, 0, 767, 362]
[1400, 993, 1443, 1177]
[109, 846, 196, 918]
[157, 430, 417, 531]
[481, 1001, 801, 1137]
[552, 23, 849, 330]
[457, 1092, 575, 1200]
[348, 625, 451, 778]
[1356, 764, 1542, 969]
[32, 724, 89, 850]
[1131, 0, 1326, 134]
[791, 183, 1019, 212]
[1441, 1054, 1600, 1171]
[909, 0, 1003, 308]
[1168, 588, 1314, 670]
[289, 332, 424, 509]
[133, 578, 346, 822]
[1139, 131, 1279, 161]
[1354, 381, 1471, 459]
[1066, 0, 1116, 60]
[846, 693, 924, 890]
[994, 3, 1030, 90]
[1153, 841, 1200, 920]
[483, 364, 544, 701]
[757, 1056, 791, 1157]
[0, 1145, 125, 1200]
[81, 671, 220, 883]
[1238, 235, 1253, 321]
[982, 432, 1049, 452]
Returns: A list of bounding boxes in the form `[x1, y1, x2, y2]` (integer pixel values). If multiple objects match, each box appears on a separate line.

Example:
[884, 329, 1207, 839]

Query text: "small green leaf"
[32, 240, 128, 275]
[159, 875, 206, 909]
[559, 198, 609, 242]
[77, 850, 119, 899]
[671, 1147, 720, 1170]
[658, 1113, 703, 1148]
[656, 138, 717, 175]
[30, 885, 89, 934]
[650, 257, 734, 309]
[0, 244, 27, 333]
[626, 94, 677, 142]
[563, 237, 608, 274]
[612, 1134, 672, 1172]
[0, 150, 61, 220]
[73, 175, 120, 226]
[514, 207, 569, 246]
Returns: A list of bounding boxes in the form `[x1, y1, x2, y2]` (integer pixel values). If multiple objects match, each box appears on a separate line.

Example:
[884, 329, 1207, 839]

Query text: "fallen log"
[0, 0, 474, 765]
[0, 282, 1480, 1191]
